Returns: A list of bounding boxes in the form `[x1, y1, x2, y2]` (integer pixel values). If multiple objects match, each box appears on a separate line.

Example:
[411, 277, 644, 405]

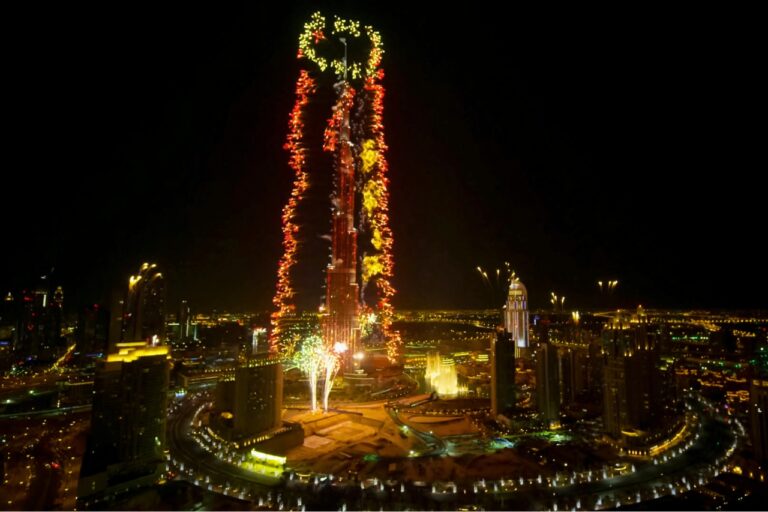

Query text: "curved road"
[167, 399, 278, 499]
[167, 394, 739, 510]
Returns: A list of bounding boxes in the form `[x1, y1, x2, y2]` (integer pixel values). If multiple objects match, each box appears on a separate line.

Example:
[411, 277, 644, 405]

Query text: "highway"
[0, 404, 91, 420]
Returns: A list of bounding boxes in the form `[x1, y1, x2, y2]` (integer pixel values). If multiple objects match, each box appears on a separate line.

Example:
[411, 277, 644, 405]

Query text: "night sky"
[4, 2, 765, 313]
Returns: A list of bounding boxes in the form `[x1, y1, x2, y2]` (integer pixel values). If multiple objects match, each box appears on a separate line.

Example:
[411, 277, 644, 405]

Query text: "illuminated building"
[47, 285, 65, 352]
[322, 77, 361, 367]
[535, 328, 560, 427]
[78, 341, 170, 506]
[557, 321, 601, 407]
[560, 347, 588, 406]
[751, 345, 768, 462]
[215, 378, 236, 417]
[751, 378, 768, 462]
[13, 276, 65, 358]
[270, 12, 401, 364]
[121, 262, 165, 343]
[15, 288, 43, 355]
[491, 329, 516, 416]
[178, 299, 191, 342]
[503, 278, 528, 359]
[212, 344, 285, 442]
[107, 288, 124, 352]
[210, 353, 301, 454]
[234, 355, 284, 438]
[601, 320, 661, 440]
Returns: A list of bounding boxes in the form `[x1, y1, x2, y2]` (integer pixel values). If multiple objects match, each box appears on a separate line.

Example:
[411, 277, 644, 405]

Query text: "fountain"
[425, 352, 460, 397]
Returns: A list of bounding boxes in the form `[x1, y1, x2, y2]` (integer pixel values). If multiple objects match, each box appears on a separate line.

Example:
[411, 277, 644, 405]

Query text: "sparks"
[270, 70, 316, 355]
[274, 12, 400, 364]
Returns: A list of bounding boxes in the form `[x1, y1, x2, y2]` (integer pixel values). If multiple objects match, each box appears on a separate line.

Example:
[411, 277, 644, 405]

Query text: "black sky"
[4, 2, 765, 313]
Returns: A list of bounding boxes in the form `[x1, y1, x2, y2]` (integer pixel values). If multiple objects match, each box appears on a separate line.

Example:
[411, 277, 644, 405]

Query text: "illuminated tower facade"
[234, 356, 284, 438]
[121, 263, 165, 344]
[601, 320, 661, 440]
[750, 345, 768, 462]
[178, 299, 191, 341]
[504, 278, 529, 358]
[324, 81, 360, 359]
[78, 341, 170, 506]
[270, 12, 401, 363]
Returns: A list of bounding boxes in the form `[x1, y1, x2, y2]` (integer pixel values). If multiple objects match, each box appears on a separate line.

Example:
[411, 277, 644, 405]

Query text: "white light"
[334, 342, 348, 354]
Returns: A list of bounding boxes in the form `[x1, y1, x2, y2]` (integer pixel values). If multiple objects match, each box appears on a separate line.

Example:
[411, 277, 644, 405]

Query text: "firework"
[293, 334, 326, 412]
[272, 12, 401, 363]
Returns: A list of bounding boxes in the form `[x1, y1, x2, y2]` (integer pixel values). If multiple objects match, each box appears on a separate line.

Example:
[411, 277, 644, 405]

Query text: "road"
[167, 399, 280, 495]
[0, 404, 91, 420]
[387, 406, 448, 457]
[490, 400, 738, 510]
[167, 393, 739, 510]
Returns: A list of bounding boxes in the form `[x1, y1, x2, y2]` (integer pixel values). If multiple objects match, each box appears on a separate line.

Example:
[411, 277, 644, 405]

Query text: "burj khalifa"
[323, 79, 361, 363]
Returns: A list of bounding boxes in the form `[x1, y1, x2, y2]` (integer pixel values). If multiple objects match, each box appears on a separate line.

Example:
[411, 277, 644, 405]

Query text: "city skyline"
[1, 7, 767, 511]
[4, 3, 765, 313]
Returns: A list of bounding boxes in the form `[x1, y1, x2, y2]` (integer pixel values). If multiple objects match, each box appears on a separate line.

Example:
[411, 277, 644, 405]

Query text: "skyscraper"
[601, 319, 661, 440]
[14, 278, 65, 359]
[78, 341, 170, 507]
[535, 332, 560, 427]
[504, 278, 529, 359]
[750, 345, 768, 463]
[107, 289, 124, 353]
[234, 355, 284, 438]
[178, 299, 190, 341]
[46, 285, 65, 352]
[491, 329, 516, 416]
[270, 12, 400, 363]
[557, 318, 600, 408]
[323, 81, 361, 368]
[76, 304, 110, 357]
[560, 347, 588, 406]
[121, 263, 165, 344]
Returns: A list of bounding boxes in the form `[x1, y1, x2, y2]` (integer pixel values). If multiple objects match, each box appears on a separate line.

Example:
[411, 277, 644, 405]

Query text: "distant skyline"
[3, 2, 765, 312]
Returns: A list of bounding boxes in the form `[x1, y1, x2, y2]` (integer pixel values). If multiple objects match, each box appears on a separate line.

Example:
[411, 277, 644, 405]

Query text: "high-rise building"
[121, 263, 165, 343]
[47, 285, 65, 350]
[4, 293, 18, 353]
[601, 320, 661, 440]
[14, 278, 65, 359]
[15, 289, 37, 356]
[323, 81, 361, 369]
[76, 304, 110, 357]
[750, 345, 768, 463]
[535, 333, 560, 427]
[503, 278, 529, 359]
[271, 13, 400, 364]
[491, 329, 516, 416]
[560, 347, 589, 406]
[751, 377, 768, 463]
[107, 289, 124, 353]
[78, 341, 170, 507]
[233, 355, 283, 438]
[178, 299, 190, 341]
